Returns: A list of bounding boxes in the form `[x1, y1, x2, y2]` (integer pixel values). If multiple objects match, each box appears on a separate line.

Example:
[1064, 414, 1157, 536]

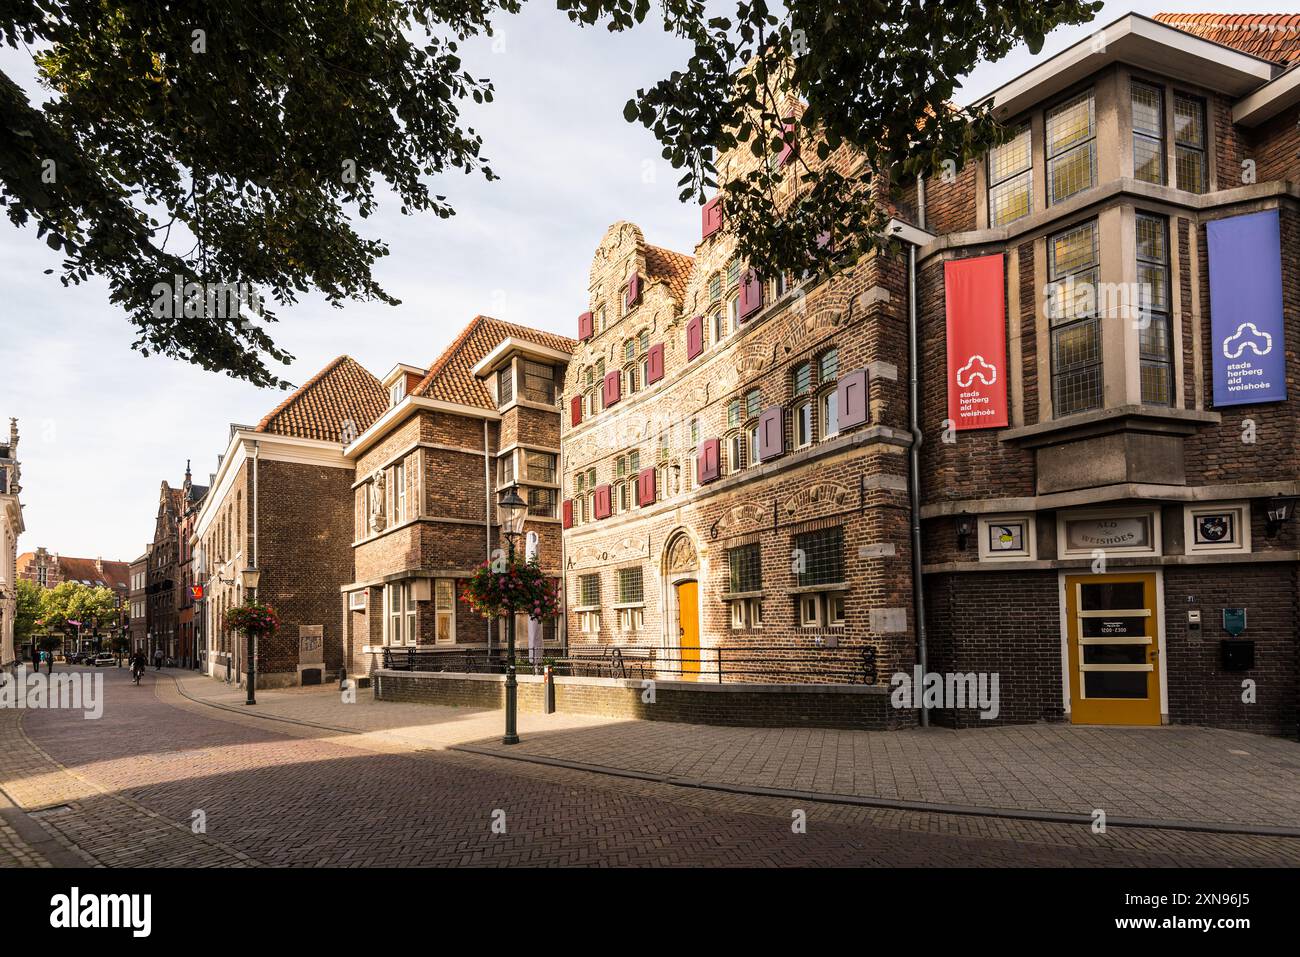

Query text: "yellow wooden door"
[676, 581, 699, 680]
[1065, 573, 1161, 725]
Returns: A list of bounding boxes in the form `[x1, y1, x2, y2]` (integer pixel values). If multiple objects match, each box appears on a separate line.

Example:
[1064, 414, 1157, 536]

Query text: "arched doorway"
[663, 531, 701, 680]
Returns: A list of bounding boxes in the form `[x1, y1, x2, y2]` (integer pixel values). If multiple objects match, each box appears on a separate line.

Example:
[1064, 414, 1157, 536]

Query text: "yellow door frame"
[1064, 571, 1163, 726]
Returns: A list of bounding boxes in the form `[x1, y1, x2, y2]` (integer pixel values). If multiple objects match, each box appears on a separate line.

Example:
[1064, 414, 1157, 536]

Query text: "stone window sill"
[998, 404, 1220, 448]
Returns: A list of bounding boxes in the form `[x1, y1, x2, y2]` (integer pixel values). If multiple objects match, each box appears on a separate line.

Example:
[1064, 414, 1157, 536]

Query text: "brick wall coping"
[373, 669, 891, 696]
[920, 479, 1300, 518]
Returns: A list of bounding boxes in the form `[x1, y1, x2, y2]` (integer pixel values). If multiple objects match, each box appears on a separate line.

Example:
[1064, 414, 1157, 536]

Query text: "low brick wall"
[373, 670, 908, 730]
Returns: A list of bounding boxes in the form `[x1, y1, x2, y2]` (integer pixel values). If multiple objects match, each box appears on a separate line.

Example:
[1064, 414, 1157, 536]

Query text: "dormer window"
[521, 360, 555, 404]
[389, 379, 406, 407]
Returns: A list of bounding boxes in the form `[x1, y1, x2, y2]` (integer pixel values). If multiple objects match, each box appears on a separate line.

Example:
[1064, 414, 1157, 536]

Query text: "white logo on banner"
[1222, 322, 1273, 359]
[956, 354, 998, 388]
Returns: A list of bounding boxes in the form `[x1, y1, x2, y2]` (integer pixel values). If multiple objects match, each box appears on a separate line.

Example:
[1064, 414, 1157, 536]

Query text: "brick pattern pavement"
[176, 672, 1300, 830]
[1, 668, 1298, 867]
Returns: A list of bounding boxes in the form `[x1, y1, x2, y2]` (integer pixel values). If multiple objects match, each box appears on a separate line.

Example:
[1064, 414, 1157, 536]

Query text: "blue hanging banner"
[1207, 209, 1287, 406]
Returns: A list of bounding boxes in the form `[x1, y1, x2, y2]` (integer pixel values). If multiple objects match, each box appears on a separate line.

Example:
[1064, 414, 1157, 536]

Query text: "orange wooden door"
[676, 581, 699, 680]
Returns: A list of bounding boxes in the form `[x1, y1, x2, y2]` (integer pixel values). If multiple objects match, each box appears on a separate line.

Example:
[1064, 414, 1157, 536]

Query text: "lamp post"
[241, 566, 262, 705]
[498, 485, 528, 745]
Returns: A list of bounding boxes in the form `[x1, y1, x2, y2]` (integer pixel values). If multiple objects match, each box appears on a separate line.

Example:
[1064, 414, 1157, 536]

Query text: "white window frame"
[794, 400, 813, 448]
[1183, 501, 1251, 555]
[394, 461, 406, 523]
[977, 514, 1038, 562]
[389, 379, 406, 407]
[820, 388, 839, 439]
[798, 593, 822, 627]
[729, 597, 762, 630]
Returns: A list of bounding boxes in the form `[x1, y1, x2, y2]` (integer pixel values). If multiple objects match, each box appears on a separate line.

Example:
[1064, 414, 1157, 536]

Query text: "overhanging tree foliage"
[2, 1, 1099, 386]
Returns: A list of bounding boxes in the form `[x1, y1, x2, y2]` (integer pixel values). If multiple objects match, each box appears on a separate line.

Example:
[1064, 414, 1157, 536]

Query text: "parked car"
[92, 653, 116, 667]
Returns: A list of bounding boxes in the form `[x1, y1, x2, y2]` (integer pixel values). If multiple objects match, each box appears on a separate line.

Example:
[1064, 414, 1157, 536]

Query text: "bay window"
[1174, 93, 1207, 194]
[1131, 81, 1165, 185]
[1136, 213, 1173, 406]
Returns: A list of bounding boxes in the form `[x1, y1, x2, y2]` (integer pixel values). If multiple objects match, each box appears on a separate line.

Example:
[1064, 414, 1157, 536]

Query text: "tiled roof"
[256, 355, 387, 443]
[17, 552, 130, 592]
[413, 316, 576, 409]
[645, 244, 695, 303]
[1154, 13, 1300, 63]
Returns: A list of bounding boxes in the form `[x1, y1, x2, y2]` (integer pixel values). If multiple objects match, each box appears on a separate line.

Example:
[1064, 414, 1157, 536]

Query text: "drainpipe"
[909, 177, 930, 727]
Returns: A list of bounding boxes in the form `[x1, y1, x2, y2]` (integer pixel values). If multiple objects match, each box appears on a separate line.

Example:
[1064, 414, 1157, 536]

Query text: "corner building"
[917, 13, 1299, 732]
[560, 190, 919, 717]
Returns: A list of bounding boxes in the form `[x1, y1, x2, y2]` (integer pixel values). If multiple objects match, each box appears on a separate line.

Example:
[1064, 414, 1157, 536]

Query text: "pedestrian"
[45, 650, 52, 675]
[154, 649, 163, 671]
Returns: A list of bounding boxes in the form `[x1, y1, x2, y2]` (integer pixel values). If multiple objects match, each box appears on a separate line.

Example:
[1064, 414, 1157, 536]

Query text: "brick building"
[548, 11, 1299, 735]
[559, 204, 920, 715]
[17, 547, 131, 651]
[912, 11, 1299, 733]
[177, 464, 208, 668]
[193, 356, 387, 687]
[0, 419, 23, 672]
[128, 550, 148, 652]
[145, 479, 185, 659]
[341, 316, 573, 680]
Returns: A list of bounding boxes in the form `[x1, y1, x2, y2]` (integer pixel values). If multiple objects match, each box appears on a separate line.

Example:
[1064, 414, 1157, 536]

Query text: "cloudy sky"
[0, 1, 1263, 561]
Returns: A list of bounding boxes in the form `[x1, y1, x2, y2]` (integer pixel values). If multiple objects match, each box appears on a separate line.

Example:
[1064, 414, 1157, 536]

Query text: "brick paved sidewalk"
[171, 671, 1300, 831]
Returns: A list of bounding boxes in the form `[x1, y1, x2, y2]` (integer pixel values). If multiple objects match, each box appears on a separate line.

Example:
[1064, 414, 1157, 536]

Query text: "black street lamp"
[241, 566, 262, 705]
[498, 484, 528, 746]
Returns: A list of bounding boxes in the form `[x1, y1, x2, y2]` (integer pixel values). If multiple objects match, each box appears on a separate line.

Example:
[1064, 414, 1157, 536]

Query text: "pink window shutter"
[776, 122, 798, 167]
[702, 196, 722, 238]
[594, 484, 612, 520]
[686, 315, 704, 360]
[603, 370, 621, 407]
[838, 369, 869, 429]
[738, 269, 763, 322]
[757, 407, 785, 461]
[637, 467, 656, 507]
[646, 342, 664, 384]
[697, 438, 721, 483]
[578, 311, 593, 341]
[562, 499, 573, 529]
[569, 394, 582, 427]
[625, 273, 642, 310]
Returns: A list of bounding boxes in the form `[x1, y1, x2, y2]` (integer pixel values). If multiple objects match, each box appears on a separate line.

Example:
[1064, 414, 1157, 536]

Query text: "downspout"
[909, 177, 930, 727]
[484, 419, 493, 654]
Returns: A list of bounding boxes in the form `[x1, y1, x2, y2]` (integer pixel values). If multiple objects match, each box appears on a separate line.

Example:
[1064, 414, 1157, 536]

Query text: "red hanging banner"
[944, 254, 1008, 430]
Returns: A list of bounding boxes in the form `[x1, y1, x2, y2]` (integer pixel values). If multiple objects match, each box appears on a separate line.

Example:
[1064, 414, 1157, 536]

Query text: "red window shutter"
[776, 122, 798, 167]
[702, 196, 722, 239]
[578, 311, 594, 341]
[838, 369, 869, 429]
[757, 406, 785, 461]
[686, 315, 704, 360]
[569, 394, 583, 427]
[697, 438, 721, 484]
[602, 370, 621, 407]
[625, 273, 642, 310]
[562, 499, 574, 529]
[646, 342, 664, 384]
[636, 467, 655, 506]
[738, 269, 764, 322]
[594, 484, 612, 520]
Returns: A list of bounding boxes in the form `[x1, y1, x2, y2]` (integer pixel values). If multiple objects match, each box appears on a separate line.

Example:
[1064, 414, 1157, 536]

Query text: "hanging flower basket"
[461, 556, 561, 620]
[225, 600, 281, 638]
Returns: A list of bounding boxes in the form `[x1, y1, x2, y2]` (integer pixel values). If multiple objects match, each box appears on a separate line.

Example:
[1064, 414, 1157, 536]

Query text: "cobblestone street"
[1, 668, 1298, 868]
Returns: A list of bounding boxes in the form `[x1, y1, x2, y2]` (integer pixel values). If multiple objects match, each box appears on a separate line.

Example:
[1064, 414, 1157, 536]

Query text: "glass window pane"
[990, 172, 1032, 226]
[1173, 95, 1204, 147]
[1047, 92, 1095, 156]
[1049, 222, 1099, 277]
[1131, 82, 1163, 136]
[1083, 671, 1149, 699]
[1052, 361, 1102, 416]
[989, 124, 1031, 183]
[1133, 135, 1164, 185]
[1048, 142, 1095, 203]
[1175, 145, 1206, 193]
